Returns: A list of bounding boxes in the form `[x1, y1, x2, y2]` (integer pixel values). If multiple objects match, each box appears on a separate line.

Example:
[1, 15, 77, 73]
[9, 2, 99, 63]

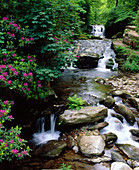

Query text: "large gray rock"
[59, 106, 108, 125]
[103, 132, 118, 145]
[128, 97, 139, 111]
[113, 104, 135, 125]
[111, 162, 133, 170]
[130, 129, 139, 137]
[78, 135, 105, 157]
[116, 144, 139, 161]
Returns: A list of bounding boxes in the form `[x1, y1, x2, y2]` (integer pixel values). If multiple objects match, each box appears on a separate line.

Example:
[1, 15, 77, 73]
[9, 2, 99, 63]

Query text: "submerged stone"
[111, 151, 126, 163]
[103, 96, 115, 108]
[111, 162, 133, 170]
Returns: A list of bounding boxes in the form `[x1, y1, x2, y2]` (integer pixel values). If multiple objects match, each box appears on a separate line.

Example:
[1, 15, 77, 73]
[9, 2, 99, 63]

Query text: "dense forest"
[0, 0, 139, 163]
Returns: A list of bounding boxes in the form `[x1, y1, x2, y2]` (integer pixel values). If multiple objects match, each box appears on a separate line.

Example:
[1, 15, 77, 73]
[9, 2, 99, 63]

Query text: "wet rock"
[112, 90, 132, 99]
[82, 122, 109, 131]
[103, 132, 118, 145]
[127, 159, 139, 168]
[103, 96, 115, 108]
[59, 106, 108, 125]
[67, 136, 75, 149]
[111, 162, 133, 170]
[128, 97, 139, 111]
[33, 140, 67, 158]
[78, 135, 105, 157]
[106, 58, 114, 69]
[134, 168, 139, 170]
[111, 151, 126, 163]
[116, 144, 139, 161]
[113, 104, 135, 125]
[130, 129, 139, 137]
[111, 113, 124, 123]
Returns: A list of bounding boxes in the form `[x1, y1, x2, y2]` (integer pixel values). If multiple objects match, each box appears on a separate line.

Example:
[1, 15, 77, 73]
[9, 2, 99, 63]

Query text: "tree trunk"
[116, 0, 118, 6]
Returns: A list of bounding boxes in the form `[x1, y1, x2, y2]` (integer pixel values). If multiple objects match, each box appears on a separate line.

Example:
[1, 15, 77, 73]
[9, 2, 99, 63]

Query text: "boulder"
[111, 162, 133, 170]
[116, 144, 139, 161]
[82, 122, 109, 131]
[111, 113, 124, 123]
[59, 106, 108, 125]
[111, 151, 126, 163]
[33, 140, 67, 158]
[103, 132, 118, 145]
[78, 135, 105, 157]
[103, 96, 115, 108]
[130, 129, 139, 137]
[112, 90, 132, 99]
[113, 104, 135, 125]
[128, 97, 139, 111]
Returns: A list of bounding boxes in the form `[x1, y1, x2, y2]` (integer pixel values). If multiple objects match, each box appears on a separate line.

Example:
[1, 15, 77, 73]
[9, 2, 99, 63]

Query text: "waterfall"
[97, 40, 118, 71]
[91, 25, 105, 38]
[32, 114, 60, 145]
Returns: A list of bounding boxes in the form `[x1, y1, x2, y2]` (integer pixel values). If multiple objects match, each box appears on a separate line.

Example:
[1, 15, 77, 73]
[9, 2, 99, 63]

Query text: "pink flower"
[76, 55, 80, 58]
[0, 114, 3, 117]
[29, 59, 33, 62]
[28, 56, 31, 58]
[64, 39, 67, 42]
[11, 149, 18, 154]
[9, 22, 13, 25]
[54, 37, 58, 40]
[3, 17, 8, 20]
[0, 139, 4, 143]
[3, 58, 7, 62]
[8, 115, 13, 119]
[21, 37, 24, 40]
[21, 59, 25, 61]
[29, 79, 32, 82]
[26, 38, 29, 41]
[11, 101, 14, 105]
[19, 138, 22, 142]
[14, 71, 18, 75]
[3, 100, 8, 105]
[7, 32, 10, 35]
[22, 150, 27, 155]
[10, 140, 14, 144]
[23, 73, 27, 77]
[7, 80, 12, 84]
[44, 98, 46, 101]
[10, 33, 15, 37]
[38, 81, 41, 83]
[27, 88, 30, 91]
[18, 154, 22, 157]
[2, 72, 8, 77]
[13, 53, 16, 56]
[17, 27, 20, 30]
[3, 53, 7, 56]
[16, 134, 19, 137]
[22, 88, 25, 91]
[8, 65, 12, 68]
[71, 32, 74, 34]
[0, 123, 3, 128]
[24, 82, 28, 86]
[38, 84, 41, 87]
[14, 24, 18, 27]
[28, 72, 33, 76]
[30, 37, 34, 41]
[56, 41, 58, 43]
[11, 67, 16, 72]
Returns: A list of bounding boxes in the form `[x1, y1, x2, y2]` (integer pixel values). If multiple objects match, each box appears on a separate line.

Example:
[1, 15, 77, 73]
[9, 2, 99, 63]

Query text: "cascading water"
[100, 97, 139, 147]
[91, 25, 105, 38]
[32, 114, 60, 145]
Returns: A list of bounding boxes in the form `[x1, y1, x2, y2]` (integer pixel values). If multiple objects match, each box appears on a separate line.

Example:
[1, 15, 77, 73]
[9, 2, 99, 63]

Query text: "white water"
[91, 25, 105, 38]
[32, 114, 60, 145]
[100, 97, 139, 147]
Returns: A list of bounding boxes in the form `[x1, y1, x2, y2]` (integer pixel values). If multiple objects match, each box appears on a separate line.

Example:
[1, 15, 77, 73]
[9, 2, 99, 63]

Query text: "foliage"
[0, 99, 31, 162]
[115, 46, 139, 73]
[0, 17, 52, 101]
[67, 94, 86, 111]
[60, 163, 72, 170]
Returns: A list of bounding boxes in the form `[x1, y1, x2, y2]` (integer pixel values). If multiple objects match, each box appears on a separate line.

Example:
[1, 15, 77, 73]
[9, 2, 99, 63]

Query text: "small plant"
[60, 163, 72, 170]
[67, 94, 85, 111]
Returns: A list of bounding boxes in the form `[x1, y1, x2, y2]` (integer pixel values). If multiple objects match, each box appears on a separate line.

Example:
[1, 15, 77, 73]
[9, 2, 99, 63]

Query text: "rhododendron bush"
[0, 17, 53, 100]
[0, 99, 31, 162]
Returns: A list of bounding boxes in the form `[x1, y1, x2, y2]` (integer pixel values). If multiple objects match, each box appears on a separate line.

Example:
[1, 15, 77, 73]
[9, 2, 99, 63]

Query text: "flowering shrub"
[0, 99, 31, 162]
[0, 17, 53, 100]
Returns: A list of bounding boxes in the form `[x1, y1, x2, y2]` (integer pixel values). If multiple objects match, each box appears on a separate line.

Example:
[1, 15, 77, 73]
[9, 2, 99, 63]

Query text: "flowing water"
[32, 29, 138, 147]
